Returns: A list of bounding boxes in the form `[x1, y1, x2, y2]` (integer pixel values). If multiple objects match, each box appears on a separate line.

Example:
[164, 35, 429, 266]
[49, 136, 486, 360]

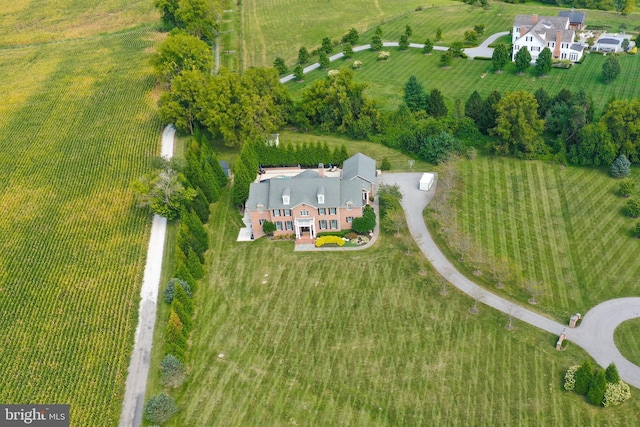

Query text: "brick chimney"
[532, 14, 538, 24]
[520, 26, 526, 37]
[554, 30, 562, 58]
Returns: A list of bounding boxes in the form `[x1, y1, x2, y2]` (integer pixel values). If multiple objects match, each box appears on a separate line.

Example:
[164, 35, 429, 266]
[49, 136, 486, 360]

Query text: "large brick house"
[512, 13, 585, 63]
[246, 153, 376, 240]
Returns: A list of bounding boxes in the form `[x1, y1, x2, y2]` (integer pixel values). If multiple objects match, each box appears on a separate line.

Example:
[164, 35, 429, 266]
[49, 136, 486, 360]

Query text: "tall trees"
[273, 57, 287, 75]
[298, 46, 310, 64]
[491, 91, 545, 158]
[427, 89, 448, 118]
[465, 91, 484, 124]
[158, 69, 207, 134]
[403, 76, 428, 113]
[492, 44, 509, 72]
[535, 47, 552, 76]
[476, 91, 501, 135]
[175, 0, 221, 43]
[132, 165, 197, 220]
[152, 32, 213, 84]
[399, 34, 409, 50]
[197, 68, 290, 146]
[423, 38, 433, 54]
[602, 55, 621, 82]
[514, 46, 531, 74]
[300, 68, 379, 138]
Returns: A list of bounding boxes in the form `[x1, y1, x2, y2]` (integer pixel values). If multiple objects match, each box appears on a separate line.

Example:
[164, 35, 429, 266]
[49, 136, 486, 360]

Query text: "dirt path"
[118, 125, 175, 427]
[379, 172, 640, 388]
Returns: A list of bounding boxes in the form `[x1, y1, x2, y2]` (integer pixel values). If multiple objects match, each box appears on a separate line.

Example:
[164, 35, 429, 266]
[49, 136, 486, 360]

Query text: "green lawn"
[427, 154, 640, 321]
[287, 46, 640, 114]
[615, 319, 640, 367]
[0, 10, 161, 427]
[146, 187, 640, 426]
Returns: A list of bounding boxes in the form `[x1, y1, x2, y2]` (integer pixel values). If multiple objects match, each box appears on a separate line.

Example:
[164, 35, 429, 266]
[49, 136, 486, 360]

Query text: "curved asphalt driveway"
[378, 172, 640, 388]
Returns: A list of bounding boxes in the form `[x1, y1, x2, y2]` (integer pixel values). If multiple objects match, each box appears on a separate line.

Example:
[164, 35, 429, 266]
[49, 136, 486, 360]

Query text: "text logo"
[0, 405, 69, 427]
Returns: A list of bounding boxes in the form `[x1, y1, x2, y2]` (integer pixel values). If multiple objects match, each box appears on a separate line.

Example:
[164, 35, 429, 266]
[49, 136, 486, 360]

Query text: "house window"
[272, 209, 280, 217]
[515, 27, 520, 33]
[347, 201, 353, 210]
[318, 194, 325, 204]
[300, 210, 309, 216]
[561, 52, 567, 59]
[319, 220, 328, 230]
[282, 195, 290, 205]
[330, 220, 338, 230]
[259, 219, 265, 225]
[329, 208, 337, 215]
[275, 221, 283, 231]
[283, 209, 291, 216]
[346, 216, 354, 223]
[318, 208, 326, 215]
[570, 53, 577, 61]
[285, 220, 293, 230]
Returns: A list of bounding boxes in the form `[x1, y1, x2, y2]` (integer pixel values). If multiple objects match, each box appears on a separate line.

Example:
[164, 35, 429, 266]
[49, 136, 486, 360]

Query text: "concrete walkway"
[119, 125, 175, 427]
[378, 172, 640, 388]
[279, 32, 508, 83]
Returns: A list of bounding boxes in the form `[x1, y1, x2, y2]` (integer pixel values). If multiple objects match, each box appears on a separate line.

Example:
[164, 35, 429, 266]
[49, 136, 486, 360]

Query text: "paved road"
[463, 31, 509, 59]
[118, 125, 175, 427]
[378, 172, 640, 388]
[279, 32, 508, 83]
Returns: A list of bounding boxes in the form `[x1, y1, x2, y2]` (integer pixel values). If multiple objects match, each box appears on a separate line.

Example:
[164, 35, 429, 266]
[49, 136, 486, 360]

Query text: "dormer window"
[317, 186, 325, 204]
[257, 203, 264, 213]
[282, 187, 290, 205]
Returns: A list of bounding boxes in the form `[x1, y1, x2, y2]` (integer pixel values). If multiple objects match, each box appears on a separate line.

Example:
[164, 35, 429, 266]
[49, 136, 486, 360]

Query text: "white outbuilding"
[419, 173, 435, 191]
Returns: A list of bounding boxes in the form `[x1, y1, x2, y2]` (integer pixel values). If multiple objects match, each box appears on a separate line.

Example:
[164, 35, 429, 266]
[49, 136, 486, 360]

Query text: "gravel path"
[118, 125, 175, 427]
[379, 172, 640, 388]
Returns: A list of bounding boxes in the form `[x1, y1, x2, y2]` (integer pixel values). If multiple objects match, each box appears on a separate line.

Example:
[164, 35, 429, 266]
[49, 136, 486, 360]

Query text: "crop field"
[288, 47, 640, 113]
[240, 0, 458, 67]
[0, 19, 161, 427]
[0, 0, 157, 46]
[243, 1, 638, 68]
[615, 319, 640, 366]
[431, 155, 640, 321]
[146, 188, 640, 426]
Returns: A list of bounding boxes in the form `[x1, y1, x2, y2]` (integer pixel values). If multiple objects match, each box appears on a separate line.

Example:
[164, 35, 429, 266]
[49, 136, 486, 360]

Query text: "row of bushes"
[564, 361, 631, 407]
[144, 135, 224, 425]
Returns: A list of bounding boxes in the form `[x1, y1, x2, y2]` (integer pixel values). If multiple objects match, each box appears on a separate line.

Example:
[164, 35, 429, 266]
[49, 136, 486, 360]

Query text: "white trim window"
[329, 208, 337, 215]
[272, 209, 280, 217]
[300, 209, 309, 216]
[319, 220, 328, 230]
[346, 216, 354, 223]
[318, 208, 326, 215]
[330, 219, 338, 230]
[285, 220, 293, 230]
[259, 219, 265, 225]
[283, 209, 291, 216]
[275, 221, 283, 231]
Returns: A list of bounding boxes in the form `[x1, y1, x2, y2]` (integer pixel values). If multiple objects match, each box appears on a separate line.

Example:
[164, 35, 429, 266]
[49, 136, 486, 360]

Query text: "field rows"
[147, 188, 640, 426]
[0, 29, 161, 426]
[448, 156, 640, 319]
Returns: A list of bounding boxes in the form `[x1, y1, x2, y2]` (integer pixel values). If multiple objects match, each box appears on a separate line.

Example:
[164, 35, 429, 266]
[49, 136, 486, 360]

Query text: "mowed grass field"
[615, 319, 640, 366]
[435, 155, 640, 321]
[288, 46, 640, 113]
[148, 188, 640, 426]
[0, 5, 161, 426]
[240, 0, 458, 67]
[244, 1, 639, 68]
[0, 0, 157, 46]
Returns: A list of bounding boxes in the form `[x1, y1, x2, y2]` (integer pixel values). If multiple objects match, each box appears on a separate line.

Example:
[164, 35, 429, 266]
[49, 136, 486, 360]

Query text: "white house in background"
[512, 13, 585, 63]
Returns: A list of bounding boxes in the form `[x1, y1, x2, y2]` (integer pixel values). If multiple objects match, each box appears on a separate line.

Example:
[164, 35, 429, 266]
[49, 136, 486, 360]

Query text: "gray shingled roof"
[246, 172, 365, 211]
[558, 10, 586, 25]
[342, 153, 376, 185]
[597, 38, 621, 45]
